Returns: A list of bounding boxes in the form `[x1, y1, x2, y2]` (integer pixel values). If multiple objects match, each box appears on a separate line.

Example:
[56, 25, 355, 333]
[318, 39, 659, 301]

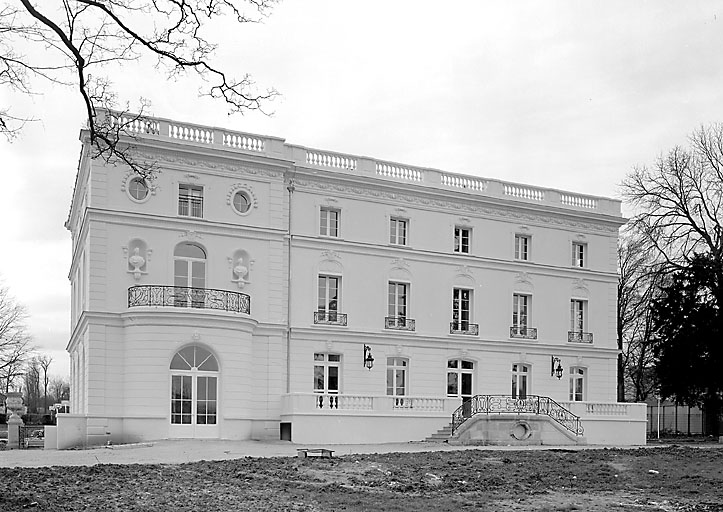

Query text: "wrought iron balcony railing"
[128, 285, 250, 314]
[568, 331, 593, 343]
[450, 321, 479, 335]
[510, 326, 538, 340]
[314, 311, 348, 326]
[385, 316, 415, 331]
[451, 394, 584, 437]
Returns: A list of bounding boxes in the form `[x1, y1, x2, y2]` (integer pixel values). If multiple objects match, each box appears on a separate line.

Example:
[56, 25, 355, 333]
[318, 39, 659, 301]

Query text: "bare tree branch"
[1, 0, 278, 173]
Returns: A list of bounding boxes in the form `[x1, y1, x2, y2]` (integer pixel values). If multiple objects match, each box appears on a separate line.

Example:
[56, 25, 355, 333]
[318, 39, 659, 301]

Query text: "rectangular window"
[572, 242, 586, 267]
[320, 207, 340, 237]
[388, 282, 408, 320]
[512, 294, 529, 329]
[570, 299, 586, 332]
[569, 367, 585, 401]
[318, 276, 340, 322]
[452, 288, 471, 331]
[514, 234, 529, 261]
[314, 353, 340, 394]
[512, 364, 529, 399]
[454, 227, 470, 253]
[178, 185, 204, 218]
[390, 218, 408, 245]
[386, 357, 408, 397]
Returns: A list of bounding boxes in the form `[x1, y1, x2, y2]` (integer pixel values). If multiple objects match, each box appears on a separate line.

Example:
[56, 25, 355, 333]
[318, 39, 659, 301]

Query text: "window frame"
[512, 293, 530, 329]
[313, 353, 341, 394]
[514, 234, 530, 261]
[317, 275, 341, 321]
[446, 359, 474, 398]
[389, 217, 408, 246]
[178, 184, 204, 218]
[572, 242, 587, 268]
[452, 287, 472, 331]
[232, 190, 252, 215]
[569, 366, 586, 401]
[386, 357, 408, 397]
[511, 363, 530, 399]
[388, 281, 409, 320]
[169, 345, 218, 426]
[570, 298, 587, 333]
[454, 226, 471, 254]
[320, 207, 341, 237]
[128, 177, 150, 202]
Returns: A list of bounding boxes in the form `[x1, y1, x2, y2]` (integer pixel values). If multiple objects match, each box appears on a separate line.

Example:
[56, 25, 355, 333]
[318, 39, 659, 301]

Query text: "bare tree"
[617, 227, 665, 402]
[0, 280, 34, 398]
[37, 354, 53, 412]
[2, 1, 278, 175]
[49, 375, 70, 403]
[623, 124, 723, 279]
[23, 357, 41, 414]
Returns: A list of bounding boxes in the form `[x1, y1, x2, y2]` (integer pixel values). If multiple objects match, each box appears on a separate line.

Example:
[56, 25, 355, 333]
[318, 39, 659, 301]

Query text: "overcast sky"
[2, 0, 723, 378]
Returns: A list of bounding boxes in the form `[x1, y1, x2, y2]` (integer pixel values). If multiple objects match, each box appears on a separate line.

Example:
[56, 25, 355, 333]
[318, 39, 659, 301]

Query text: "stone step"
[424, 423, 453, 442]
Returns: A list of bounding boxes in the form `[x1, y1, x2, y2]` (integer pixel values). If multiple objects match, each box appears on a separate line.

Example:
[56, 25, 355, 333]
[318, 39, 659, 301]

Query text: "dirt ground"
[1, 445, 723, 511]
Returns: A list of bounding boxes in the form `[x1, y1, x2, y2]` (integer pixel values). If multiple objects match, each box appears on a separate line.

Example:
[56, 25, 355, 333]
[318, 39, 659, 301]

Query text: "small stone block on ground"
[297, 448, 334, 459]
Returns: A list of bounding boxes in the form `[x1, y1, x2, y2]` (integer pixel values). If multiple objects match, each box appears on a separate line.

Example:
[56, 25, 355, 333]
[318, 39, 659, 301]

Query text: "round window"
[128, 177, 149, 201]
[232, 191, 251, 214]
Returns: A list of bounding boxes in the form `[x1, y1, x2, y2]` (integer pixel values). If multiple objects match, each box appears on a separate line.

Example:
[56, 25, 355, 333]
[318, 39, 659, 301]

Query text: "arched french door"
[169, 345, 219, 438]
[174, 243, 206, 307]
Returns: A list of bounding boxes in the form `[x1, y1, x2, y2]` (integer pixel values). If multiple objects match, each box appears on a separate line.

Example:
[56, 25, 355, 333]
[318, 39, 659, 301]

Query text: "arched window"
[174, 243, 206, 307]
[170, 345, 218, 426]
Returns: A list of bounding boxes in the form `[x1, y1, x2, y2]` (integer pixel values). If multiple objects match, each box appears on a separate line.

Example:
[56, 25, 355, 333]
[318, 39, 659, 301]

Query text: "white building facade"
[57, 112, 646, 448]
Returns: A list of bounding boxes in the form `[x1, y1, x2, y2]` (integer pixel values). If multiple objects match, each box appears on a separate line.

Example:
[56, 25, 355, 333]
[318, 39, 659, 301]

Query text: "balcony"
[128, 285, 250, 314]
[385, 316, 415, 331]
[314, 311, 347, 326]
[568, 331, 593, 343]
[450, 321, 479, 336]
[510, 326, 538, 340]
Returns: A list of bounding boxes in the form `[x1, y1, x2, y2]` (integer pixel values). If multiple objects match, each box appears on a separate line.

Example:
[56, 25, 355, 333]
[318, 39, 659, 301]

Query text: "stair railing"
[451, 395, 584, 436]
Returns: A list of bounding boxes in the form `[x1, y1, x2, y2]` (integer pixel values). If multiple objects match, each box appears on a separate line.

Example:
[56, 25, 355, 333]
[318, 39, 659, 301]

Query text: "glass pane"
[314, 353, 325, 361]
[328, 367, 339, 391]
[386, 369, 394, 395]
[197, 353, 218, 372]
[330, 211, 338, 237]
[174, 243, 206, 259]
[174, 260, 188, 286]
[178, 347, 195, 369]
[234, 192, 250, 212]
[461, 373, 472, 396]
[182, 401, 191, 414]
[328, 354, 340, 362]
[314, 366, 324, 391]
[448, 360, 458, 369]
[197, 377, 207, 398]
[461, 360, 474, 370]
[197, 402, 207, 415]
[208, 378, 217, 399]
[447, 372, 458, 395]
[171, 354, 191, 370]
[182, 376, 192, 399]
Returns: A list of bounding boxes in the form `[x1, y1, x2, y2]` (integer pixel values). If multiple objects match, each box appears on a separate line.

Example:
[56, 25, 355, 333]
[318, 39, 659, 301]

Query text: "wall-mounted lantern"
[551, 356, 563, 380]
[363, 344, 374, 370]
